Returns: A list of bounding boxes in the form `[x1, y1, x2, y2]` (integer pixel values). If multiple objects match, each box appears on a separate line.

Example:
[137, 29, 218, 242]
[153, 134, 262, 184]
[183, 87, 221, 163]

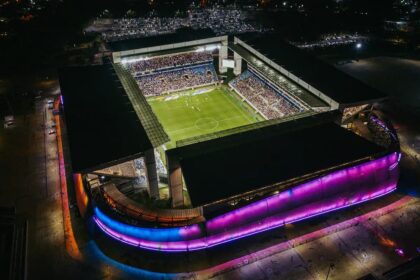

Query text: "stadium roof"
[59, 64, 153, 173]
[236, 33, 386, 106]
[168, 112, 387, 207]
[113, 63, 169, 147]
[229, 43, 328, 108]
[108, 28, 216, 53]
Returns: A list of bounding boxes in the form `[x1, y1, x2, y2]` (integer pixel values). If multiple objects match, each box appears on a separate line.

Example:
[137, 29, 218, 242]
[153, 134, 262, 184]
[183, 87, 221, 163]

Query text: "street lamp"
[355, 43, 363, 61]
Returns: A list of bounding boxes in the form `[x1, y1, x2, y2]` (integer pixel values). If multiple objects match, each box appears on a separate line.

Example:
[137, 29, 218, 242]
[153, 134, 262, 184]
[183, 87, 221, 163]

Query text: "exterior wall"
[144, 149, 159, 199]
[233, 51, 242, 76]
[167, 157, 184, 207]
[101, 183, 203, 225]
[93, 152, 399, 252]
[113, 36, 228, 63]
[233, 37, 340, 110]
[218, 41, 228, 74]
[73, 173, 89, 217]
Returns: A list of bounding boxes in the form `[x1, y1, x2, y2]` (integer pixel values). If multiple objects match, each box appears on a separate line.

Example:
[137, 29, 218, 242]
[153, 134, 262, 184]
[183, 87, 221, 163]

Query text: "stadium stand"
[125, 51, 213, 74]
[135, 63, 218, 96]
[123, 51, 219, 97]
[229, 69, 304, 119]
[236, 33, 386, 106]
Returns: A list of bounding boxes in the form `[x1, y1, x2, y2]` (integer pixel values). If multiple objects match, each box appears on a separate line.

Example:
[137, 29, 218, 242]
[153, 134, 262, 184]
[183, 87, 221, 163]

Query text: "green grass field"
[148, 86, 263, 149]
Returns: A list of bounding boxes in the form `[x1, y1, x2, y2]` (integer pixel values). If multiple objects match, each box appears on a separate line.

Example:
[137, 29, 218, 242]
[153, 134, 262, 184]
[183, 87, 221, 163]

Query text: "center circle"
[195, 118, 219, 130]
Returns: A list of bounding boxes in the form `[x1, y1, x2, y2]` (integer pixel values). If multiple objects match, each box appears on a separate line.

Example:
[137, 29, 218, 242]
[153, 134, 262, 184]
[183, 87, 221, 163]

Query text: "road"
[0, 94, 106, 279]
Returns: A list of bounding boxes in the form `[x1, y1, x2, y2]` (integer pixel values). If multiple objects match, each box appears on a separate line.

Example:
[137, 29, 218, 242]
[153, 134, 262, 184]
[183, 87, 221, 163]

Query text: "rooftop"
[236, 33, 386, 106]
[169, 112, 387, 207]
[229, 43, 328, 108]
[59, 64, 153, 172]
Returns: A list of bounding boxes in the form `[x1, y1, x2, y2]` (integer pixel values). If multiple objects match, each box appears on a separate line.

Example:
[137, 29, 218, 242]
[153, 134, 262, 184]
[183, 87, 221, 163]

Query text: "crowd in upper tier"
[229, 70, 303, 119]
[136, 64, 218, 96]
[123, 51, 219, 96]
[125, 51, 213, 75]
[124, 51, 303, 120]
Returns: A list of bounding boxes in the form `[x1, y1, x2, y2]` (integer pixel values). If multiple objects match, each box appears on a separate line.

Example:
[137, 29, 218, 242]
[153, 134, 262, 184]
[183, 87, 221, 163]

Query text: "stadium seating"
[135, 63, 218, 96]
[125, 51, 213, 74]
[229, 70, 303, 119]
[124, 51, 219, 96]
[124, 51, 303, 120]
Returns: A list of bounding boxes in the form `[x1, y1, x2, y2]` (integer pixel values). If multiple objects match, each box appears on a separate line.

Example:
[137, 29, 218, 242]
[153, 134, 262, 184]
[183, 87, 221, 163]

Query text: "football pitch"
[148, 86, 264, 149]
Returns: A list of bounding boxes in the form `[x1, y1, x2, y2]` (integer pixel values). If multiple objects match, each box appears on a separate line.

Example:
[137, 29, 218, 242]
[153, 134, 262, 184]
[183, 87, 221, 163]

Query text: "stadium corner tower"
[58, 32, 400, 252]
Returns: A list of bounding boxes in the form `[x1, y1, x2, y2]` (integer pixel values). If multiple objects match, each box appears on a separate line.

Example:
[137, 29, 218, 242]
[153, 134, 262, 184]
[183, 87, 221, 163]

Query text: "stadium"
[58, 32, 400, 252]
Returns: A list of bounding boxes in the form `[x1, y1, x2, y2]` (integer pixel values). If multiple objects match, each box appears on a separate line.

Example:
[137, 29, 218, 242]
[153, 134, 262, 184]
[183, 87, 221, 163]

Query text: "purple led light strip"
[204, 153, 399, 235]
[94, 186, 397, 252]
[93, 152, 399, 252]
[370, 115, 398, 142]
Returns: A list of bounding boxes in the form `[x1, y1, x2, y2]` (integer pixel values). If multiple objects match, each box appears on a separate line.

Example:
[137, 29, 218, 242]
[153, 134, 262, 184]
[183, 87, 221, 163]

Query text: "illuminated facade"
[58, 34, 398, 255]
[92, 152, 399, 252]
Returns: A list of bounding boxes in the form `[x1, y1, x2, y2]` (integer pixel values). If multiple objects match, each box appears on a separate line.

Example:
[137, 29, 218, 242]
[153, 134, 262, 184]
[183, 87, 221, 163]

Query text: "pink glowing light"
[93, 152, 399, 252]
[395, 248, 405, 257]
[94, 186, 396, 252]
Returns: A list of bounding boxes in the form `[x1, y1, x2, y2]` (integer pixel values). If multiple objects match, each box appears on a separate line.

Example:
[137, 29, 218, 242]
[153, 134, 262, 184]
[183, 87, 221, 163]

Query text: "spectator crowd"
[124, 51, 219, 96]
[136, 63, 218, 96]
[125, 51, 213, 75]
[124, 50, 303, 121]
[230, 70, 304, 119]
